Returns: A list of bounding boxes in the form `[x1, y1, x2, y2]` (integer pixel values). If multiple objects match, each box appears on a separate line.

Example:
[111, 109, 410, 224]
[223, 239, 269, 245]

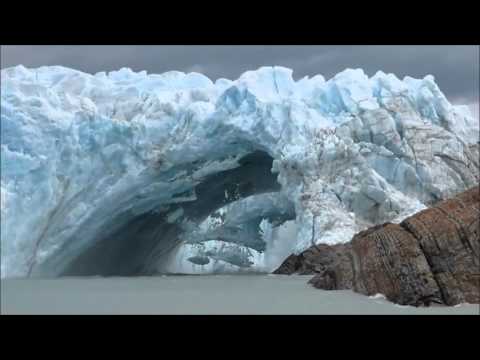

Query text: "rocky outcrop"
[274, 186, 480, 306]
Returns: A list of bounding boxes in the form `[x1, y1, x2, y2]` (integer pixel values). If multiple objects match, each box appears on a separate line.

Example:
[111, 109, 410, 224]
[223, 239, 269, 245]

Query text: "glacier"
[1, 65, 478, 278]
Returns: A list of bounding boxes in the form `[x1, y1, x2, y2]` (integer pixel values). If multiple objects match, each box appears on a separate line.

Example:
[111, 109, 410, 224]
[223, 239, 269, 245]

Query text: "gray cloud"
[1, 45, 478, 108]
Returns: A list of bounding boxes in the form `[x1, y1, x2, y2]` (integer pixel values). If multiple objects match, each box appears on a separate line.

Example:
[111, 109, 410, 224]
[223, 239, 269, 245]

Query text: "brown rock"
[274, 186, 480, 306]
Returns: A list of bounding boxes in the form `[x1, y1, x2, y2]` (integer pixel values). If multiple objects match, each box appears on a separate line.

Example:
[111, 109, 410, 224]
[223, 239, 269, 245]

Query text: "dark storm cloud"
[1, 45, 478, 105]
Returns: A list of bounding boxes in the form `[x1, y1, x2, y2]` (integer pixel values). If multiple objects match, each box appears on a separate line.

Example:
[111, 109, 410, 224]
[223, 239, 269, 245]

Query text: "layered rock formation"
[274, 186, 480, 306]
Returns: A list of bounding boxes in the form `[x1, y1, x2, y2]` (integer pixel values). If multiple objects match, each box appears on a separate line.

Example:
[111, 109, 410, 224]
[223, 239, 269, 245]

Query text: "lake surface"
[1, 275, 479, 315]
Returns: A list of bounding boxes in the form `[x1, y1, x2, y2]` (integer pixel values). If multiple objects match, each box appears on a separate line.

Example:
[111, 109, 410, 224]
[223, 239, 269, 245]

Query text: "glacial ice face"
[1, 65, 478, 277]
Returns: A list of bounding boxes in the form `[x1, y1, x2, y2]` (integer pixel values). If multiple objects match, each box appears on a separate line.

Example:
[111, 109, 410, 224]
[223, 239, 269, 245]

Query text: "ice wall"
[1, 65, 478, 277]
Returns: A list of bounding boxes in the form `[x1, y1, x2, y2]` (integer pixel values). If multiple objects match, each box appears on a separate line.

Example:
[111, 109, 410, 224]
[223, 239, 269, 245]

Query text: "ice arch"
[2, 65, 478, 278]
[32, 151, 291, 276]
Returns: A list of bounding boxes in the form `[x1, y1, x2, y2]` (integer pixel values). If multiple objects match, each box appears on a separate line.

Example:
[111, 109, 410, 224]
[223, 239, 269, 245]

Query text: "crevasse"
[1, 65, 478, 277]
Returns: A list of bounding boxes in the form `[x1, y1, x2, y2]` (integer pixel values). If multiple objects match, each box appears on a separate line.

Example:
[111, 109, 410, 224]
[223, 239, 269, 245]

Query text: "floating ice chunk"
[369, 293, 387, 300]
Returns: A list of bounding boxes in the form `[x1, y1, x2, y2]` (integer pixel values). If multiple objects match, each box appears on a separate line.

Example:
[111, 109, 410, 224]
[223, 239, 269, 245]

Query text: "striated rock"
[274, 186, 480, 306]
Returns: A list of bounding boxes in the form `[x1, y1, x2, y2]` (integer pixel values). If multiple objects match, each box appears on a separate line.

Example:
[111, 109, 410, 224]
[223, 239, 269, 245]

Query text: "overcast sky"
[1, 45, 479, 116]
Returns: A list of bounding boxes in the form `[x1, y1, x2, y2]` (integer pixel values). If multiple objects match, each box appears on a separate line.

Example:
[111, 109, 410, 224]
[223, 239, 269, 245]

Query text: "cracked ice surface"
[1, 65, 479, 277]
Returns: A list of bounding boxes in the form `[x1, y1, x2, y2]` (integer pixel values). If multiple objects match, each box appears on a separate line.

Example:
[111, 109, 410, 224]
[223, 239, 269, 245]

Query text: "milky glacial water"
[1, 275, 479, 315]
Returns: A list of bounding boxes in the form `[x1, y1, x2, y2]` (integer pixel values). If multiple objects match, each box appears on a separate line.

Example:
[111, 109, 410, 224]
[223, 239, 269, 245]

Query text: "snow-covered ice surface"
[1, 65, 479, 277]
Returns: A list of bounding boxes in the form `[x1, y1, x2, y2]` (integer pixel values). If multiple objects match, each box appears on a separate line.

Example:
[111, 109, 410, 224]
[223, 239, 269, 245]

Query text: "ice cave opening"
[44, 150, 297, 276]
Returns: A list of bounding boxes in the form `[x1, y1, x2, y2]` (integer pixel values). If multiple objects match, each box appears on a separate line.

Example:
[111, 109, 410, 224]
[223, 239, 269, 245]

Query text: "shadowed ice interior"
[50, 151, 296, 276]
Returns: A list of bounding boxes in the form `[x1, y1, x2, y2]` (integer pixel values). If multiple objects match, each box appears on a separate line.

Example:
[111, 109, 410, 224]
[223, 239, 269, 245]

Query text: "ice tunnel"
[31, 151, 296, 277]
